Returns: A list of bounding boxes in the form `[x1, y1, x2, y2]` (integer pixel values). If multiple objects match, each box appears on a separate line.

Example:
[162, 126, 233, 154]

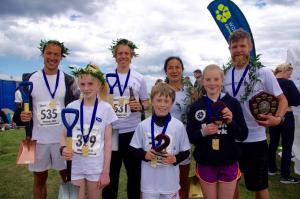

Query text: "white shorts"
[29, 143, 66, 172]
[142, 192, 180, 199]
[72, 173, 100, 182]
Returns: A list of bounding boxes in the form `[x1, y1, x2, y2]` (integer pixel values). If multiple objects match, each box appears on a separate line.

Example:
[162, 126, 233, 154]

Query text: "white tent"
[286, 47, 300, 175]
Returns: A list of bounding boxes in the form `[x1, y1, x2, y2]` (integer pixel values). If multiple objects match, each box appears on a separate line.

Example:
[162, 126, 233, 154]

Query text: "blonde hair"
[274, 63, 293, 75]
[78, 64, 108, 101]
[151, 82, 175, 102]
[200, 64, 224, 97]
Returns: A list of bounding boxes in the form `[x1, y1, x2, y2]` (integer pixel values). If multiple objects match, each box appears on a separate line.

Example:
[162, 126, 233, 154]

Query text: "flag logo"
[216, 4, 231, 23]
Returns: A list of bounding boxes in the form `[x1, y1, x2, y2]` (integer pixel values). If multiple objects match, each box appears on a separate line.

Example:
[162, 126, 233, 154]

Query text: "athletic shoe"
[268, 170, 279, 176]
[280, 176, 300, 184]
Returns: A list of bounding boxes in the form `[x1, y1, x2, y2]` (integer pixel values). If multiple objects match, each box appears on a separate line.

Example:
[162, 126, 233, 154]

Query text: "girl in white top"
[61, 64, 118, 199]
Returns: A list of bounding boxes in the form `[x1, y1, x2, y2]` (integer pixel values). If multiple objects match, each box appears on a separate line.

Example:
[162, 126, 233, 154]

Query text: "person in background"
[130, 82, 191, 199]
[268, 63, 300, 184]
[17, 40, 79, 199]
[193, 69, 202, 89]
[15, 87, 23, 109]
[102, 38, 149, 199]
[163, 56, 199, 199]
[223, 28, 288, 199]
[187, 64, 248, 199]
[0, 109, 9, 131]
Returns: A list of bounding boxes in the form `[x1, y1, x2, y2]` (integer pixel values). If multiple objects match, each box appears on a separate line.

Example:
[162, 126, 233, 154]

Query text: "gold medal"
[119, 97, 125, 106]
[82, 145, 89, 156]
[212, 139, 219, 150]
[49, 100, 57, 109]
[151, 158, 157, 168]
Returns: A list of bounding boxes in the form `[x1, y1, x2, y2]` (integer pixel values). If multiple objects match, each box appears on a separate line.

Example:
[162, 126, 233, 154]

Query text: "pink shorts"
[195, 162, 241, 183]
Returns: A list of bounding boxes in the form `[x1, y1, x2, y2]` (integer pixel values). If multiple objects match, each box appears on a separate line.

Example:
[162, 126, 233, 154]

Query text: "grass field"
[1, 129, 299, 199]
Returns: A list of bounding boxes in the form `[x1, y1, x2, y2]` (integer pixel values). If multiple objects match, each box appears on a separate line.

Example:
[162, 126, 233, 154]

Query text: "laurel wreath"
[223, 54, 264, 102]
[109, 38, 139, 57]
[38, 40, 70, 58]
[69, 64, 105, 84]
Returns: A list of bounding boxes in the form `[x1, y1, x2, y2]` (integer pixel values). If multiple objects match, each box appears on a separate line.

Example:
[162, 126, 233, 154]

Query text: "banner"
[207, 0, 256, 58]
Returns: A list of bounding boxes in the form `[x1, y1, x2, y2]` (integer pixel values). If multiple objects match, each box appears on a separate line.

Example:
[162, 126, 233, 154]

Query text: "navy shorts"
[238, 140, 268, 191]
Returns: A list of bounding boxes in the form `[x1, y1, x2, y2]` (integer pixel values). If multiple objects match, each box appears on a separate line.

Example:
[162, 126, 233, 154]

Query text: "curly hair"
[38, 39, 70, 58]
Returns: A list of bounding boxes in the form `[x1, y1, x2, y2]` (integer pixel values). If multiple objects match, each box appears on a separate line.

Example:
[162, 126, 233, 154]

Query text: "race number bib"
[112, 96, 131, 119]
[37, 100, 61, 126]
[72, 125, 101, 156]
[144, 131, 173, 166]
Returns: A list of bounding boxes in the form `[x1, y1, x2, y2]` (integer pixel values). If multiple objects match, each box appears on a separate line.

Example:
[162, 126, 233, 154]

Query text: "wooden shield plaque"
[249, 91, 278, 120]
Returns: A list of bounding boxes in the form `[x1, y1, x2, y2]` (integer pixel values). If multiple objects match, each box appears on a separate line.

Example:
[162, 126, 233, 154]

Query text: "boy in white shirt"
[130, 82, 191, 199]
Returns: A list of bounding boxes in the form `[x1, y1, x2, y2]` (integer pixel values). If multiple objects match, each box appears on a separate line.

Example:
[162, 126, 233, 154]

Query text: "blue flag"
[207, 0, 256, 58]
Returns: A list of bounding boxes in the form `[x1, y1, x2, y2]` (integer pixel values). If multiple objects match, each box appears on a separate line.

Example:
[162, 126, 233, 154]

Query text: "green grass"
[1, 129, 300, 199]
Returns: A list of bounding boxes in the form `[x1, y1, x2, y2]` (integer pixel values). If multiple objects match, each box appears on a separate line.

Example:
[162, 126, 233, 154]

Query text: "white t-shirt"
[30, 70, 66, 144]
[15, 89, 22, 103]
[106, 69, 149, 134]
[224, 67, 283, 142]
[66, 99, 118, 175]
[171, 89, 187, 122]
[130, 116, 191, 194]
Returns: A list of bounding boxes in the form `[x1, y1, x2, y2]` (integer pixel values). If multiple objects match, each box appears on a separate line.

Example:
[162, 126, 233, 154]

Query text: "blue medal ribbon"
[42, 69, 60, 99]
[106, 73, 118, 94]
[231, 65, 249, 97]
[205, 96, 221, 123]
[151, 113, 171, 149]
[116, 69, 131, 96]
[80, 97, 98, 145]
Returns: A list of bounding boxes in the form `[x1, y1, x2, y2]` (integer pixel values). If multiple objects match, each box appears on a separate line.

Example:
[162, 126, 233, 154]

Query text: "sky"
[0, 0, 300, 89]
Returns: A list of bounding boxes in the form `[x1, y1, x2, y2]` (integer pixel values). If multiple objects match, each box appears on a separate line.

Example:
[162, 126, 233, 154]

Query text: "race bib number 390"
[37, 101, 61, 126]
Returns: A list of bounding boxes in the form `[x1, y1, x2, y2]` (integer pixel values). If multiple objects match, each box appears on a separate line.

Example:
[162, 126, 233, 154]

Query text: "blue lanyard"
[42, 69, 60, 99]
[116, 69, 131, 96]
[106, 73, 118, 94]
[205, 96, 221, 123]
[80, 97, 98, 145]
[231, 65, 249, 97]
[151, 113, 171, 149]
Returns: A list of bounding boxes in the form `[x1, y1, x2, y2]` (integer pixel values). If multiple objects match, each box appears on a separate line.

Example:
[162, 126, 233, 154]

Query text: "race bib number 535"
[37, 101, 61, 126]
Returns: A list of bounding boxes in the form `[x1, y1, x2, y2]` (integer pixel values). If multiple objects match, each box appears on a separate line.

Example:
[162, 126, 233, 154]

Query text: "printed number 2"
[41, 109, 57, 120]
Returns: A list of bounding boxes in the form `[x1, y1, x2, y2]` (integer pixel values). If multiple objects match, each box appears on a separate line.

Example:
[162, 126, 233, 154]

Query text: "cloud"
[0, 0, 113, 18]
[1, 0, 300, 89]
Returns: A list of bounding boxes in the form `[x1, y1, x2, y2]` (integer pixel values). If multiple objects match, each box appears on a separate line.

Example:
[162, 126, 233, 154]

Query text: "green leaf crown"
[69, 63, 105, 84]
[38, 39, 70, 58]
[109, 38, 138, 57]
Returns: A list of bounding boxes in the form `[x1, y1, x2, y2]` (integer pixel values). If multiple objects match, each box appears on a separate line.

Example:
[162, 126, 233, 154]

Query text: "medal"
[80, 97, 98, 157]
[212, 138, 219, 150]
[82, 144, 89, 156]
[119, 96, 125, 106]
[49, 100, 57, 109]
[151, 158, 157, 168]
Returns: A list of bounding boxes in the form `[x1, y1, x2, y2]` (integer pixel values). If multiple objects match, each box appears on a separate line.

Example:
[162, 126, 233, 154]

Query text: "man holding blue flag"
[223, 28, 288, 199]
